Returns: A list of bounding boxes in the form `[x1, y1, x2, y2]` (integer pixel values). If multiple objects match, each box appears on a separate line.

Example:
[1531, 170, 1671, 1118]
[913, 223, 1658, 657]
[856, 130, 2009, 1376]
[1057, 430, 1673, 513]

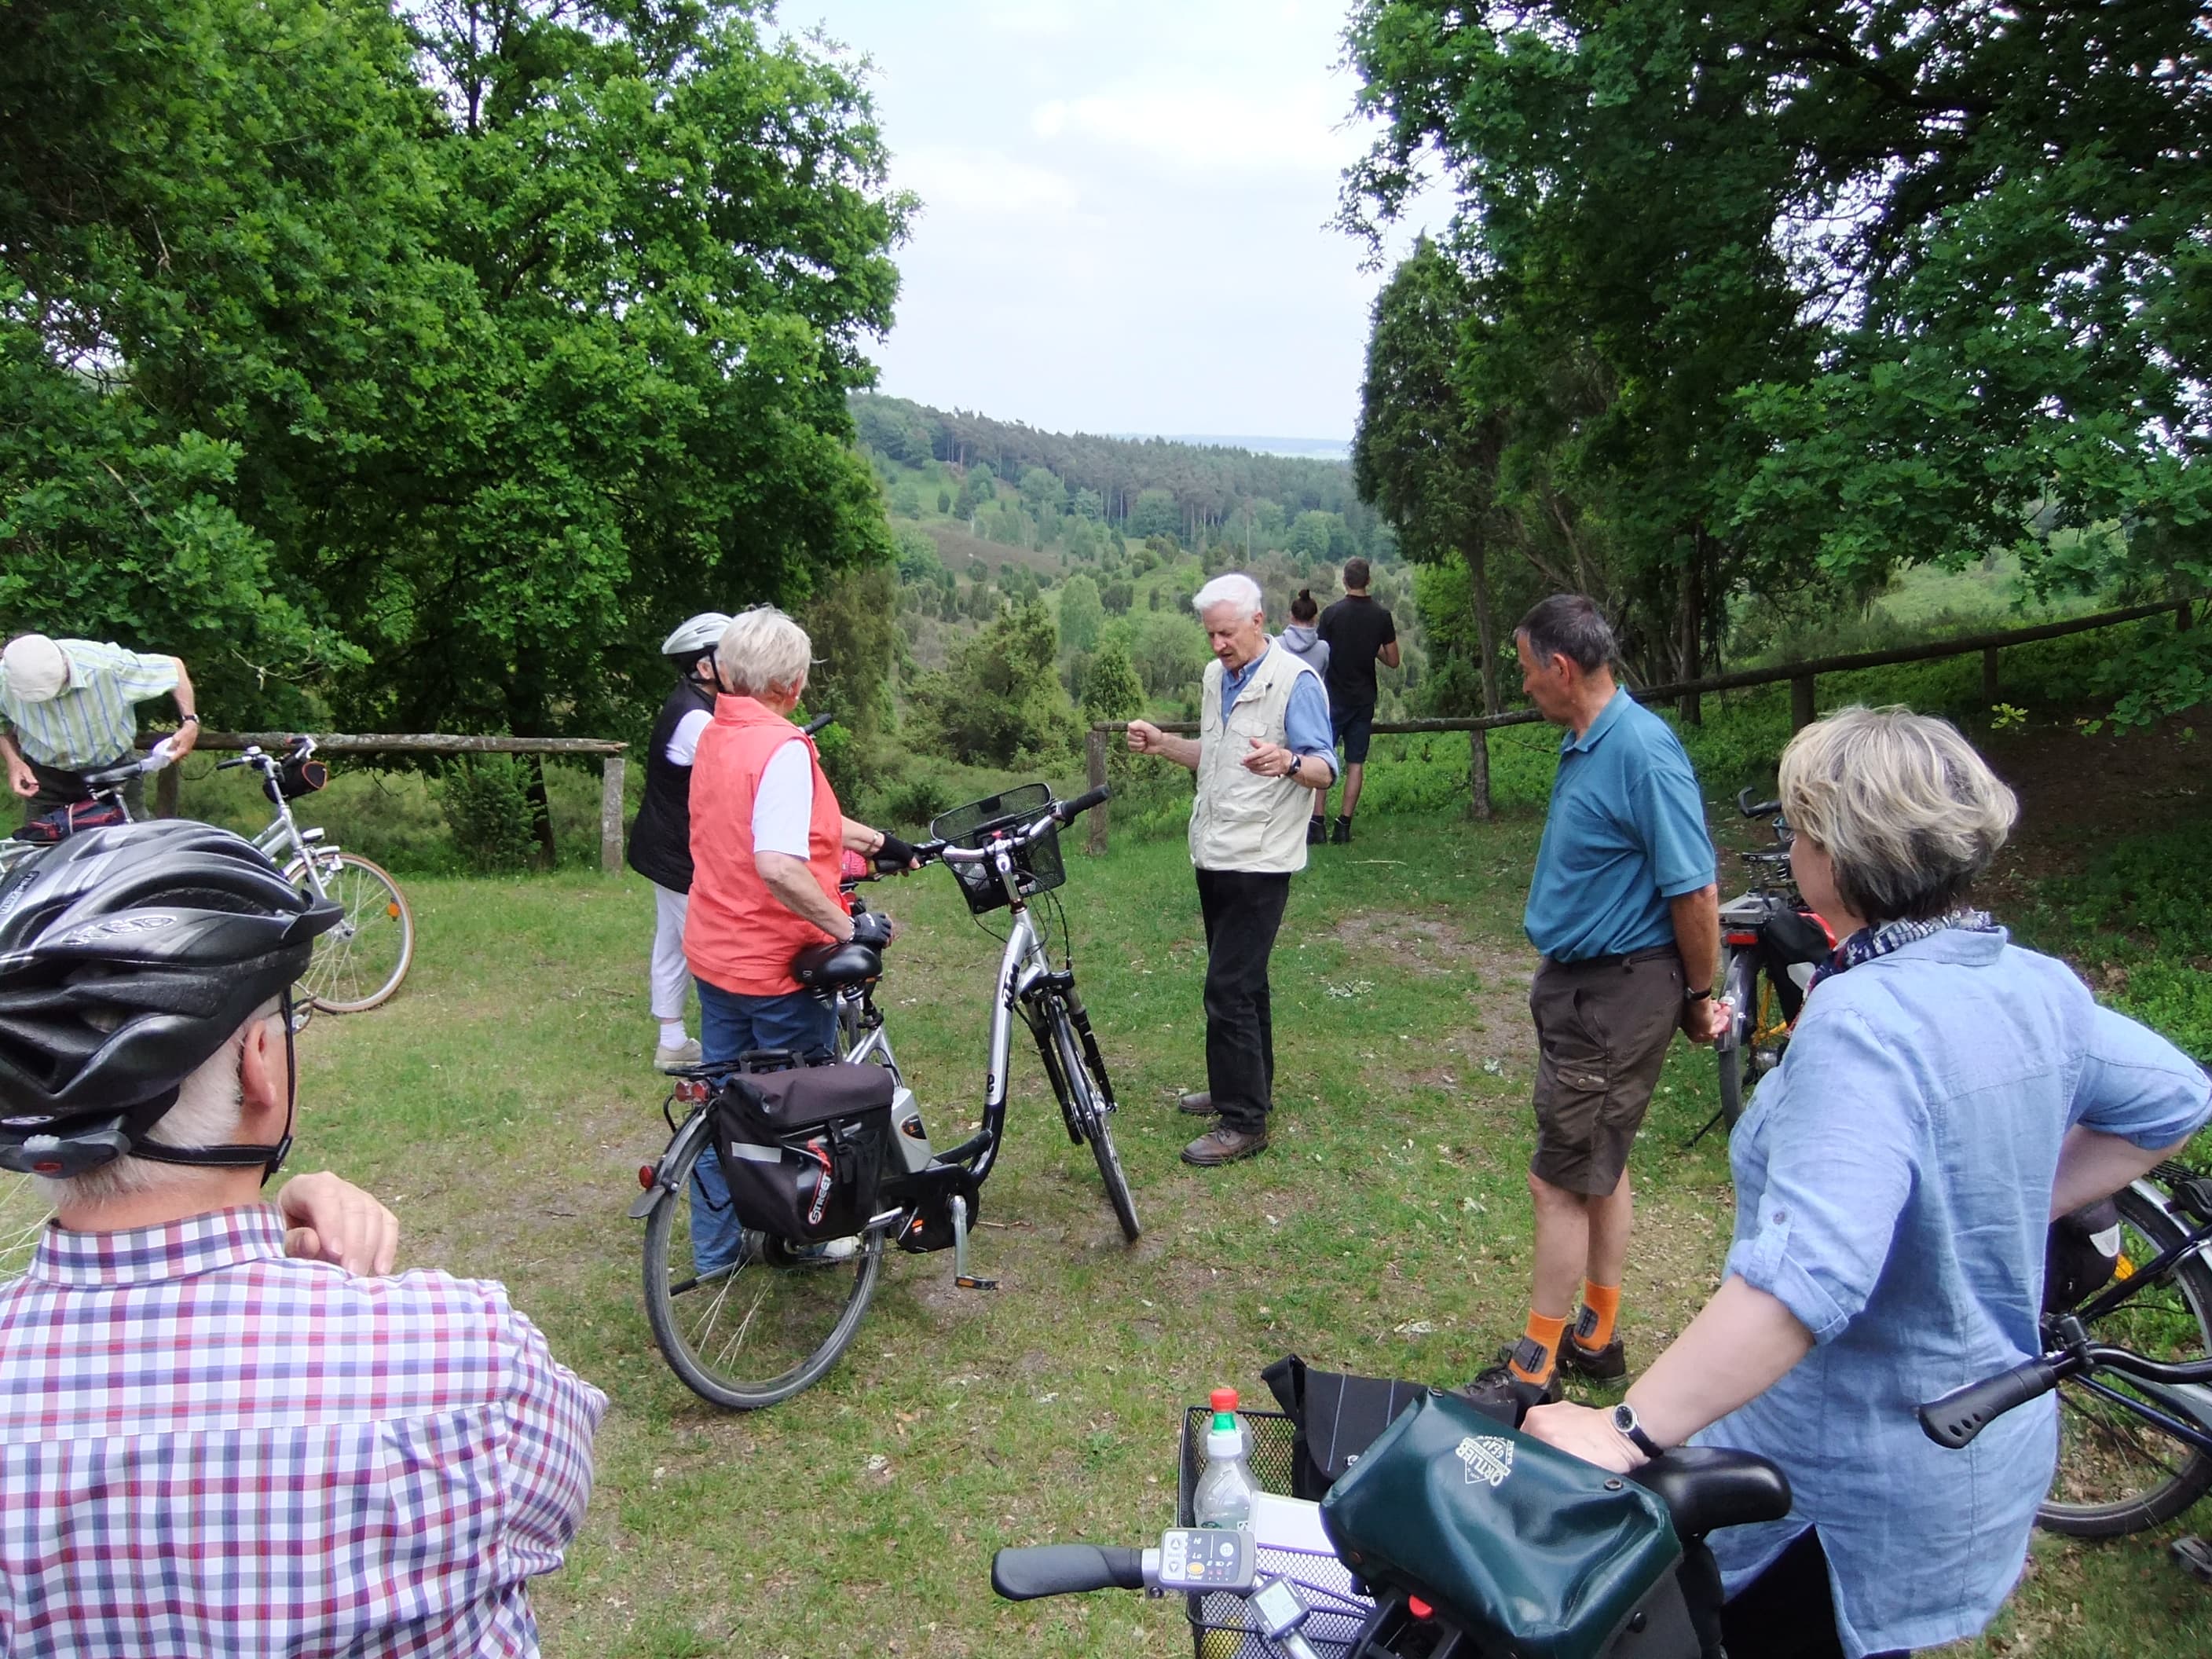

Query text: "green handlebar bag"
[1319, 1390, 1683, 1659]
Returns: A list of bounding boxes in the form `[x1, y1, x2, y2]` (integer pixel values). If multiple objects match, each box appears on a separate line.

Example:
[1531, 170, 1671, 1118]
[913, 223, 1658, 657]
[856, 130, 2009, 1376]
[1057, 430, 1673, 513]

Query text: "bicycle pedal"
[954, 1273, 1000, 1291]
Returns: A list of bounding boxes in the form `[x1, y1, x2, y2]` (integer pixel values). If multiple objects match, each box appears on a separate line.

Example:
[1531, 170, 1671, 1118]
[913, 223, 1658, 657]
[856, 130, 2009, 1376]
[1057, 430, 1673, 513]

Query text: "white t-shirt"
[752, 739, 815, 857]
[664, 707, 712, 767]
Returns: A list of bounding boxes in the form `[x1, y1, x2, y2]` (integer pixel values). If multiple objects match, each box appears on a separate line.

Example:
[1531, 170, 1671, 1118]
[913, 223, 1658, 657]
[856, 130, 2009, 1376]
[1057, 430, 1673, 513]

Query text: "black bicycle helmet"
[0, 820, 341, 1178]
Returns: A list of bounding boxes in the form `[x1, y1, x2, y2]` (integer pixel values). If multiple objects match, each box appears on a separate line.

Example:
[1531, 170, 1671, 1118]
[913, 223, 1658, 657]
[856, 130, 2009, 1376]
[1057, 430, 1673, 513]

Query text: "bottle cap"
[1209, 1387, 1239, 1411]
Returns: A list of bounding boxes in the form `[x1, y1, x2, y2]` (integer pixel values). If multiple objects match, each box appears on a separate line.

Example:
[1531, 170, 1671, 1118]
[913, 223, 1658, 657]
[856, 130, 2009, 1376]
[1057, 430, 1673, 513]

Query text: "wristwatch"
[1612, 1401, 1664, 1459]
[1683, 985, 1712, 1003]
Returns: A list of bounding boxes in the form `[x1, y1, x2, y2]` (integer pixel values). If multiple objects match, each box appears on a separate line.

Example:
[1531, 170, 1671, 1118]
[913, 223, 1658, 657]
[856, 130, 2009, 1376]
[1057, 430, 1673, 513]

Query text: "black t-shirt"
[1317, 595, 1397, 710]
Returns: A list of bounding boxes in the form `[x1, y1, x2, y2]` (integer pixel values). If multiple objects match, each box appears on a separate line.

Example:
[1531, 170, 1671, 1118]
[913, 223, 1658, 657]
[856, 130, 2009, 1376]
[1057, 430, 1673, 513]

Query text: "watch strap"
[1683, 986, 1712, 1002]
[1613, 1401, 1663, 1458]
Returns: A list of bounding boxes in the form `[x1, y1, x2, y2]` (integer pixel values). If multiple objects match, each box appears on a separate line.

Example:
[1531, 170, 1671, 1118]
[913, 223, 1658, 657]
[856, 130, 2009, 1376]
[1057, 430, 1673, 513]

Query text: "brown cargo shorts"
[1529, 947, 1684, 1196]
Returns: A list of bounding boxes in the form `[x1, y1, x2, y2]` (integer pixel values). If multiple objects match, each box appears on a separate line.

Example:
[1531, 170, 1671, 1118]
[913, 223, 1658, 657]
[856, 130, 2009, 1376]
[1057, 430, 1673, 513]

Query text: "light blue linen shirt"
[1694, 928, 2210, 1657]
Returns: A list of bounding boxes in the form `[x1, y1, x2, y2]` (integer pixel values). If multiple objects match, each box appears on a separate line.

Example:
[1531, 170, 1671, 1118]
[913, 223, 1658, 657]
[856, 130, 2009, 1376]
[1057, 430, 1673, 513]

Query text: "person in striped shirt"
[0, 632, 200, 820]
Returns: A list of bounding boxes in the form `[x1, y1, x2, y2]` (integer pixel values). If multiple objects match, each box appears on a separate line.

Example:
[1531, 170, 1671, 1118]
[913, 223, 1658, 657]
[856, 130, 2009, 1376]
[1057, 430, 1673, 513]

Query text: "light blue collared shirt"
[1694, 928, 2210, 1657]
[1219, 643, 1336, 782]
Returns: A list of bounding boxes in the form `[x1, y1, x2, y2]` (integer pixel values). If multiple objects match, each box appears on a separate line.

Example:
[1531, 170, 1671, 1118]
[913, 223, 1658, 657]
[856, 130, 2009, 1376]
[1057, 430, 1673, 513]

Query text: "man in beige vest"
[1127, 574, 1337, 1165]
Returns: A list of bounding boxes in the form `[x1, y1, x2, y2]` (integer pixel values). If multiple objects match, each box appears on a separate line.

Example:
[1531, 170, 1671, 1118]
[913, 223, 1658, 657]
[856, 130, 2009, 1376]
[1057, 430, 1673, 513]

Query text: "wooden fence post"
[1789, 673, 1816, 731]
[1467, 726, 1492, 820]
[156, 765, 181, 819]
[1982, 646, 2001, 705]
[600, 756, 625, 875]
[1085, 726, 1110, 855]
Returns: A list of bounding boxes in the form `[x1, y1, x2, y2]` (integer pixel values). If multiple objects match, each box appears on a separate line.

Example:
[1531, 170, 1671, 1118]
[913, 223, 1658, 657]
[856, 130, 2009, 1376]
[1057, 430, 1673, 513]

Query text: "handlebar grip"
[801, 712, 835, 737]
[1055, 785, 1111, 822]
[991, 1544, 1145, 1601]
[216, 756, 249, 771]
[1918, 1358, 2064, 1449]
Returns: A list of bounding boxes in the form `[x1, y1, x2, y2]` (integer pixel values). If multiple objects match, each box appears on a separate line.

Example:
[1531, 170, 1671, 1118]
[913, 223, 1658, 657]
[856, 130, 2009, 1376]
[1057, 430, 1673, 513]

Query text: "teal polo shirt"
[1524, 689, 1715, 961]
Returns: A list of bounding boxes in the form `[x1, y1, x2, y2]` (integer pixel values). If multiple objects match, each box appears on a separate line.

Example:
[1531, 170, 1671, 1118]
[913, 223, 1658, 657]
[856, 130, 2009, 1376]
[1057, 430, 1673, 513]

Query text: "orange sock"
[1509, 1311, 1569, 1384]
[1573, 1280, 1622, 1351]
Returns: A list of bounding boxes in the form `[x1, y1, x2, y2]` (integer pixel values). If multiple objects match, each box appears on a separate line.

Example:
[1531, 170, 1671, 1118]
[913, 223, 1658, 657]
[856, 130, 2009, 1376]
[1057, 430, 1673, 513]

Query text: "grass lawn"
[255, 797, 2208, 1657]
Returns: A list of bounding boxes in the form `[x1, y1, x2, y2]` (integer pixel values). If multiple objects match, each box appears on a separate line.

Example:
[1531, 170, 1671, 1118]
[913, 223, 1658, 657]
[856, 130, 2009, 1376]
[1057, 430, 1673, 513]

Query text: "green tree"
[1057, 572, 1105, 653]
[1128, 488, 1181, 541]
[909, 599, 1076, 764]
[1082, 637, 1143, 722]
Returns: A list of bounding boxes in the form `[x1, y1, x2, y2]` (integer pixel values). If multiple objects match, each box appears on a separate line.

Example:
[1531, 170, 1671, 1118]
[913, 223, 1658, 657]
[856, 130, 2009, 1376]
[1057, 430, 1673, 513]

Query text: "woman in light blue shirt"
[1525, 706, 2210, 1659]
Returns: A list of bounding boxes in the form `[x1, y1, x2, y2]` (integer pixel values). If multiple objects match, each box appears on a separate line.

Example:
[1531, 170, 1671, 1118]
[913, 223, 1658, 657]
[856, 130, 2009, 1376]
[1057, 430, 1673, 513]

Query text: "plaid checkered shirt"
[0, 1206, 606, 1657]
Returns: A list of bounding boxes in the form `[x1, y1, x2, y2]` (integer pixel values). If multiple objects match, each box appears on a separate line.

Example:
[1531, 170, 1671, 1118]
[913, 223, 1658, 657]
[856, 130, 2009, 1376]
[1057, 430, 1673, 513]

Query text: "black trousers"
[1195, 867, 1291, 1136]
[1719, 1529, 1910, 1659]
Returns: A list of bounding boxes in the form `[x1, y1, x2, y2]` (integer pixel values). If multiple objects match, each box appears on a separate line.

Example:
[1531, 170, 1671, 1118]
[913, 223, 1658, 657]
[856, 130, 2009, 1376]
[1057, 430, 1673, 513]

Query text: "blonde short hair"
[1778, 706, 2017, 924]
[715, 605, 813, 699]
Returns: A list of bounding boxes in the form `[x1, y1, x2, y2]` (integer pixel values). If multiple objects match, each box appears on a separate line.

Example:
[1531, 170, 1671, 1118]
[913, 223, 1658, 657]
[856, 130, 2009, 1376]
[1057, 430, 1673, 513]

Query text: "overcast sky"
[782, 0, 1441, 443]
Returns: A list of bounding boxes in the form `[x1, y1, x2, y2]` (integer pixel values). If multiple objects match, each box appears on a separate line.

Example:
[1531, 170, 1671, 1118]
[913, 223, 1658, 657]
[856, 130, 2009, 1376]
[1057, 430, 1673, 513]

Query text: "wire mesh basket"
[929, 783, 1064, 916]
[1177, 1406, 1373, 1659]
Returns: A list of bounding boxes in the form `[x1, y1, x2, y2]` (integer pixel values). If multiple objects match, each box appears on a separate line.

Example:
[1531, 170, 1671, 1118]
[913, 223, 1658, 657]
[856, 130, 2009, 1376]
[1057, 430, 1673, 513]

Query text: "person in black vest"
[628, 613, 729, 1071]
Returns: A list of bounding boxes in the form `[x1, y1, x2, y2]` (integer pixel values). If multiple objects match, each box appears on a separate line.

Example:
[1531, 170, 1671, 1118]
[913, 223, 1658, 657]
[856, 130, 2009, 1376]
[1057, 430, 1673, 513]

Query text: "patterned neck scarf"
[1811, 908, 1999, 988]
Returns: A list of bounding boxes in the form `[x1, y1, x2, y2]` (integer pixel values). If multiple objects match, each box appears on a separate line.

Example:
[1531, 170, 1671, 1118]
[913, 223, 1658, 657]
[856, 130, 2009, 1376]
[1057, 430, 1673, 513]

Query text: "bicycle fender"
[632, 1112, 713, 1219]
[628, 1185, 667, 1221]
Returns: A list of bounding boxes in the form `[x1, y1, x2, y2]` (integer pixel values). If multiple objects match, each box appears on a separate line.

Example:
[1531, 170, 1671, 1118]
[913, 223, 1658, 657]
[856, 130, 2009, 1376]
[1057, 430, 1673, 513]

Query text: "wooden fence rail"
[141, 731, 631, 873]
[1081, 597, 2188, 853]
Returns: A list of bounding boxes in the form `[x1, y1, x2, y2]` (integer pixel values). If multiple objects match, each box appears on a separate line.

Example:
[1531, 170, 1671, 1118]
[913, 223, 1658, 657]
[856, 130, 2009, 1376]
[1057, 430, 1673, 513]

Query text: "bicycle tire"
[1046, 1002, 1140, 1242]
[642, 1117, 884, 1410]
[2038, 1184, 2212, 1537]
[285, 851, 414, 1013]
[1716, 948, 1759, 1130]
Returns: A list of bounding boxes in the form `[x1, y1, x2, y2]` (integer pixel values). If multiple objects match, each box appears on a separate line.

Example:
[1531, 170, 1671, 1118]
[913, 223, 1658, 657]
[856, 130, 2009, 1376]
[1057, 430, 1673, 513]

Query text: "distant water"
[1115, 433, 1352, 461]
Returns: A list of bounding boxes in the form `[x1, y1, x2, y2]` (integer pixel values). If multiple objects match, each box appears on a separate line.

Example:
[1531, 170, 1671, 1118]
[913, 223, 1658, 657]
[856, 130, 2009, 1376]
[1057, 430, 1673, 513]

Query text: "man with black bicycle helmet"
[629, 610, 731, 1071]
[0, 821, 604, 1658]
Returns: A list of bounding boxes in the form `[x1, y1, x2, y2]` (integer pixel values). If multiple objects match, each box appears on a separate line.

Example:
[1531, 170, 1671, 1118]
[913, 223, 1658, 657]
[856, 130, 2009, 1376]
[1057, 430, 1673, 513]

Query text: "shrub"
[439, 755, 540, 873]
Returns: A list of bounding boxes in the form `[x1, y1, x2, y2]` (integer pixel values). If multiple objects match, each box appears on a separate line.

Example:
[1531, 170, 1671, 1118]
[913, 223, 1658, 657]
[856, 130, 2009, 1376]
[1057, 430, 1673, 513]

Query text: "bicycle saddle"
[792, 939, 883, 991]
[77, 757, 141, 788]
[1628, 1445, 1792, 1539]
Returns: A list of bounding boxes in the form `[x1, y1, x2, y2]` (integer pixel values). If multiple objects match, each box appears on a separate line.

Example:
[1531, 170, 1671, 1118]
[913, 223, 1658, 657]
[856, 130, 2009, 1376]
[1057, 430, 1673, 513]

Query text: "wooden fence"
[1079, 597, 2190, 853]
[148, 731, 631, 873]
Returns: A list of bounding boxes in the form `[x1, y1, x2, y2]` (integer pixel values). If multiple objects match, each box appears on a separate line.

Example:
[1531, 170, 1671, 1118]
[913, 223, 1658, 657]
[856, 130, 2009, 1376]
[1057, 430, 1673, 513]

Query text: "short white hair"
[1778, 705, 2018, 924]
[1192, 573, 1263, 620]
[716, 605, 813, 698]
[36, 1002, 280, 1207]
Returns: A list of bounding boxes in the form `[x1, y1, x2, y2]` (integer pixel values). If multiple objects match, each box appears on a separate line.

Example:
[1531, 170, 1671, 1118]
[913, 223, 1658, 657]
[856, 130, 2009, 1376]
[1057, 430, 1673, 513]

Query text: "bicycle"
[1697, 786, 1832, 1141]
[2028, 1159, 2212, 1536]
[216, 737, 414, 1013]
[632, 782, 1133, 1410]
[0, 742, 178, 881]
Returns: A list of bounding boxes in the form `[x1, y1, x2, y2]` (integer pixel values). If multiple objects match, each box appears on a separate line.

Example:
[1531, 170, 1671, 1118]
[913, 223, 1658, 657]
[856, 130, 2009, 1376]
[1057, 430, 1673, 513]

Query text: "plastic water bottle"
[1193, 1386, 1261, 1529]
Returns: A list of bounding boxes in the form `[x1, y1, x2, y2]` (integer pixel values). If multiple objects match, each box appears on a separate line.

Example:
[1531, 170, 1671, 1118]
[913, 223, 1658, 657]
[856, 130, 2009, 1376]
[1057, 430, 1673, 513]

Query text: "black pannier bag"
[14, 797, 128, 844]
[1755, 907, 1832, 1024]
[709, 1060, 892, 1244]
[1262, 1353, 1442, 1500]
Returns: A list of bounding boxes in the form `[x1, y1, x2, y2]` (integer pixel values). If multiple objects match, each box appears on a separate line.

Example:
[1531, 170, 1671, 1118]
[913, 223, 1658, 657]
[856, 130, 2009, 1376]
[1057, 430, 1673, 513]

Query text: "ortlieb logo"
[1456, 1434, 1514, 1488]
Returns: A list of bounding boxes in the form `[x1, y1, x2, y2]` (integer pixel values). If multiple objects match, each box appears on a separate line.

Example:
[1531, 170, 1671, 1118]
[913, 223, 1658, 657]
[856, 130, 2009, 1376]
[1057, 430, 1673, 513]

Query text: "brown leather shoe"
[1181, 1126, 1269, 1166]
[1177, 1090, 1217, 1115]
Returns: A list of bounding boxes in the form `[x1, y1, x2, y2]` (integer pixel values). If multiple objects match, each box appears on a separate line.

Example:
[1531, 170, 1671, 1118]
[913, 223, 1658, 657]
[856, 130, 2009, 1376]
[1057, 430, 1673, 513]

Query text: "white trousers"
[650, 881, 691, 1022]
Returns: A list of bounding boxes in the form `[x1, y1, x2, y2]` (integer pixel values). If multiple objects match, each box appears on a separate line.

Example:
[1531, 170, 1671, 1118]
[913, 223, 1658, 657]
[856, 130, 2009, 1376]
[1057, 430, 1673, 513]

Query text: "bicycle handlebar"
[935, 787, 1111, 867]
[1918, 1357, 2067, 1449]
[1738, 786, 1783, 819]
[81, 740, 178, 788]
[990, 1544, 1146, 1601]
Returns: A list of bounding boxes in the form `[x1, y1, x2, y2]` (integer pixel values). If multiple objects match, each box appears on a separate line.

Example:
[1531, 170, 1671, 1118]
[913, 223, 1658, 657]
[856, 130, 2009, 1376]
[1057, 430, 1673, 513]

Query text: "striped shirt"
[0, 639, 178, 769]
[0, 1206, 606, 1657]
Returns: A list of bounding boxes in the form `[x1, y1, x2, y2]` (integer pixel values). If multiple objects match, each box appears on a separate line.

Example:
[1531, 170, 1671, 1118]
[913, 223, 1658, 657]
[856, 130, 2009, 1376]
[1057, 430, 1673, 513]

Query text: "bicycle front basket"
[930, 782, 1064, 916]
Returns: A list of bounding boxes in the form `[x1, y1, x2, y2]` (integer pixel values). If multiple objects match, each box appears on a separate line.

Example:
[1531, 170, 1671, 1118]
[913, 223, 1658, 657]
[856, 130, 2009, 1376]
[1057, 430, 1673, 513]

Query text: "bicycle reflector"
[639, 1164, 655, 1191]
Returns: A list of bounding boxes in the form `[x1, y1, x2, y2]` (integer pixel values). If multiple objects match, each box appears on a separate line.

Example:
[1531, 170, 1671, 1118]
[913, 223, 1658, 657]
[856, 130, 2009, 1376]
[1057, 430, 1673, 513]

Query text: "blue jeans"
[688, 980, 840, 1274]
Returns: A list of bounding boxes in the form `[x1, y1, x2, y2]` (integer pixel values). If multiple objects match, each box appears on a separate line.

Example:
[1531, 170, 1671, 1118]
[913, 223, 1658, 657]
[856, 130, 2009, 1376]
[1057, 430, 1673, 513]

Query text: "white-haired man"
[0, 633, 200, 822]
[1127, 573, 1336, 1166]
[0, 820, 604, 1657]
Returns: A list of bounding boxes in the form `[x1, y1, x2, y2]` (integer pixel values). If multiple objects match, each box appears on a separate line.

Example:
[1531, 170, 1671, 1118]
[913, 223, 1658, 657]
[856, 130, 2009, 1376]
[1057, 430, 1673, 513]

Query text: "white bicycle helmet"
[661, 613, 731, 664]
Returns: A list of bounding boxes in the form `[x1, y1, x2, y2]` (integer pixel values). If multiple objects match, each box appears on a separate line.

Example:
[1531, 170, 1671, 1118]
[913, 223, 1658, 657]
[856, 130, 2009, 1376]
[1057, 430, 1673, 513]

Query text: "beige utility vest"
[1188, 642, 1320, 874]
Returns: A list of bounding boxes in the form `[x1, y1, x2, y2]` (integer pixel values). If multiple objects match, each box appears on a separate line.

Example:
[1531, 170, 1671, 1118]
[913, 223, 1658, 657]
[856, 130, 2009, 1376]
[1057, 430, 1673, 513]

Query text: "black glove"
[873, 832, 920, 873]
[849, 910, 893, 949]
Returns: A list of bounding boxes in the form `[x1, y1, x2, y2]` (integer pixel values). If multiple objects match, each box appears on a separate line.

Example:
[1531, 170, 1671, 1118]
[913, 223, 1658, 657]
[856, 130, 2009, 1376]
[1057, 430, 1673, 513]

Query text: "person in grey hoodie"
[1279, 590, 1331, 844]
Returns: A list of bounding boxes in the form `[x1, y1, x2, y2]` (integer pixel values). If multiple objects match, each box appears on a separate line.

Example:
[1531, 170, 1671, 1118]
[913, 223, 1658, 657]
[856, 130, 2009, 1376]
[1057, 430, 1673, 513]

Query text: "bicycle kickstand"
[951, 1194, 998, 1291]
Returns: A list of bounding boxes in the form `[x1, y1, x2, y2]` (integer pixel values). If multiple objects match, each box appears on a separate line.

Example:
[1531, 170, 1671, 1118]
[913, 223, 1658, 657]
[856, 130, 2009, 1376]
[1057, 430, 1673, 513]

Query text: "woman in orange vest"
[683, 606, 919, 1269]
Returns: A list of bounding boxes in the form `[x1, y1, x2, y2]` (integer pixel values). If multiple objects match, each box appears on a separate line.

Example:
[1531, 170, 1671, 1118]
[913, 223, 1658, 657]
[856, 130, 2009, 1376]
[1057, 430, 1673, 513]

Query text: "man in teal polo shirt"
[1469, 594, 1725, 1415]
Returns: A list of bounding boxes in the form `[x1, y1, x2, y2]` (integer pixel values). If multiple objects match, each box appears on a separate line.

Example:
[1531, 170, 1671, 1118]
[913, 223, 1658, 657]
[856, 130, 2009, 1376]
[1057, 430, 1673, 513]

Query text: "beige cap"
[2, 635, 68, 703]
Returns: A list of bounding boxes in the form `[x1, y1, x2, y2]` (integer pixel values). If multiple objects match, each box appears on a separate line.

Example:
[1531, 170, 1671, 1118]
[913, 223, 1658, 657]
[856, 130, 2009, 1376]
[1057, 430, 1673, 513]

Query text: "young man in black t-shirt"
[1314, 558, 1398, 844]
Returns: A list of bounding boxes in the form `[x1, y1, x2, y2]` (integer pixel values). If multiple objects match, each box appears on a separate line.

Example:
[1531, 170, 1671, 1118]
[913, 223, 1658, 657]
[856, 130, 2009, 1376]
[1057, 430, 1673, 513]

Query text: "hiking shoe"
[1559, 1336, 1628, 1382]
[1181, 1126, 1269, 1166]
[655, 1038, 703, 1072]
[1460, 1344, 1563, 1425]
[1177, 1090, 1218, 1116]
[1306, 817, 1325, 845]
[1329, 817, 1351, 845]
[791, 1236, 859, 1264]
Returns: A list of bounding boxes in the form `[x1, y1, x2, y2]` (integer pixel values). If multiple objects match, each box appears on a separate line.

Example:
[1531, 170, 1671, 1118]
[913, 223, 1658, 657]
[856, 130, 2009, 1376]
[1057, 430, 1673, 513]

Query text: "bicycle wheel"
[1045, 1002, 1140, 1242]
[287, 851, 414, 1012]
[2038, 1184, 2212, 1537]
[642, 1119, 883, 1409]
[1715, 948, 1760, 1130]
